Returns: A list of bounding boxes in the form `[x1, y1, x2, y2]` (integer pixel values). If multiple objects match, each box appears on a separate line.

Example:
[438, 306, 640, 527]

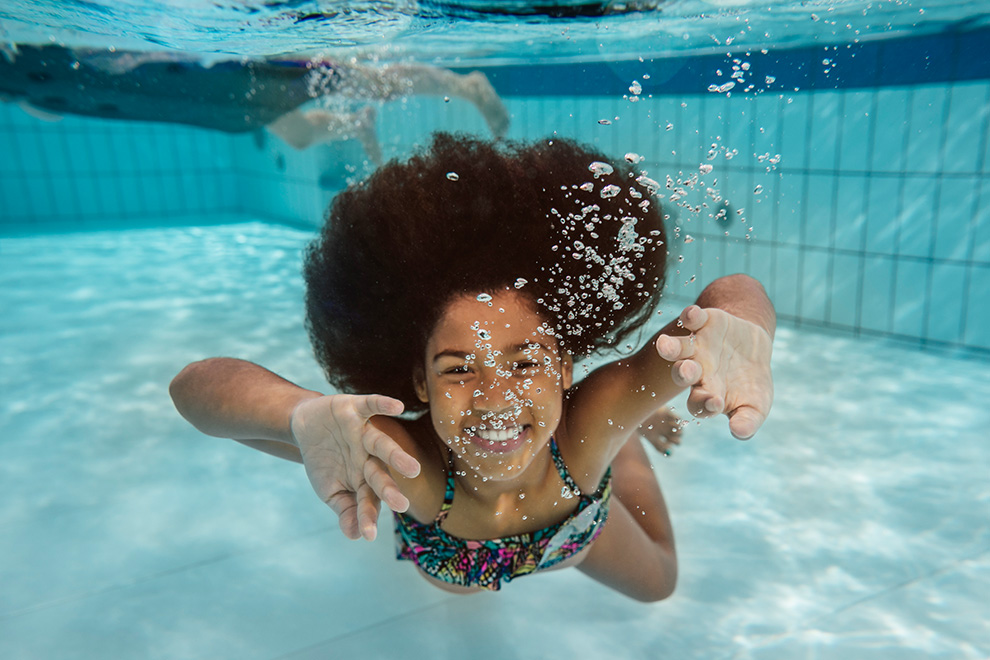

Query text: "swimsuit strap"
[434, 448, 456, 525]
[549, 437, 584, 498]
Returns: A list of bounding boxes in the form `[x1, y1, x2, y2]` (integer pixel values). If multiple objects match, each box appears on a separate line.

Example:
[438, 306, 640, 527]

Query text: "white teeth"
[473, 426, 522, 442]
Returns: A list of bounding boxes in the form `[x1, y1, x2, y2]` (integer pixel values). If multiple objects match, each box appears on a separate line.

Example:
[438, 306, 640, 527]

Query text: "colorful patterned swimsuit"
[393, 438, 612, 591]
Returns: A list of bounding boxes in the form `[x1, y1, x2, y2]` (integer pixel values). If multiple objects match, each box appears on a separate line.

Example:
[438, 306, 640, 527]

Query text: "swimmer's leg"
[267, 106, 382, 164]
[576, 436, 677, 602]
[336, 63, 510, 138]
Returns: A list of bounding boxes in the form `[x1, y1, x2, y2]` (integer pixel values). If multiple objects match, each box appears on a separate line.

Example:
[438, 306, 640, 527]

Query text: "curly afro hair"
[303, 132, 667, 412]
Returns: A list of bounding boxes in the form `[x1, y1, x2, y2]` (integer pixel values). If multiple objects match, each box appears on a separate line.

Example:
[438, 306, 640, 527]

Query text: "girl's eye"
[444, 365, 470, 375]
[514, 361, 539, 371]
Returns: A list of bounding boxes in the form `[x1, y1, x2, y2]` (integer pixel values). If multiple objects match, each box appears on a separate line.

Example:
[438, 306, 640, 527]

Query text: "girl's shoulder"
[553, 410, 616, 495]
[370, 414, 448, 524]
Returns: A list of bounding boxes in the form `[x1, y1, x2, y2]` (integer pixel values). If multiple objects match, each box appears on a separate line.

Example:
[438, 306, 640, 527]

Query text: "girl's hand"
[638, 407, 684, 456]
[655, 305, 774, 440]
[290, 394, 420, 541]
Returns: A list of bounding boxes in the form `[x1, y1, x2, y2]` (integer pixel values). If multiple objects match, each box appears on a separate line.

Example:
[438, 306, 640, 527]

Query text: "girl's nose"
[472, 372, 513, 411]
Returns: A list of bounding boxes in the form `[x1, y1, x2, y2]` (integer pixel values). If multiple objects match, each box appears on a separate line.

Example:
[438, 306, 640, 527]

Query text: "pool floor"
[1, 221, 987, 659]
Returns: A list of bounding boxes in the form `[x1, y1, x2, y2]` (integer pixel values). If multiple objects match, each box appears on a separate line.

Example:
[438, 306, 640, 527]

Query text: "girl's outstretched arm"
[170, 358, 320, 461]
[565, 274, 775, 464]
[170, 358, 420, 540]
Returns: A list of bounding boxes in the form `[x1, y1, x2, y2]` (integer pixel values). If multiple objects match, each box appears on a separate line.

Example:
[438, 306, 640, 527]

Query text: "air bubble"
[446, 172, 459, 181]
[579, 182, 594, 192]
[514, 278, 528, 289]
[600, 184, 620, 198]
[589, 161, 614, 178]
[476, 293, 492, 302]
[635, 175, 660, 195]
[624, 152, 643, 164]
[699, 164, 714, 175]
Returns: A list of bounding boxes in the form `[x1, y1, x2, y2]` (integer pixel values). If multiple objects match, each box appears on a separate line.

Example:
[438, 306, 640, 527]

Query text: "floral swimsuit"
[393, 437, 612, 590]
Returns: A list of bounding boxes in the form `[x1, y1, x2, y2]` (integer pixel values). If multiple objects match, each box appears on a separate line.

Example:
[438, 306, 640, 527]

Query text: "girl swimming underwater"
[170, 133, 775, 602]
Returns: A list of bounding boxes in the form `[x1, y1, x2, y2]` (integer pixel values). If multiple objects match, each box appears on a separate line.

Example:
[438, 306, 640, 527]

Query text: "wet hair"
[303, 132, 667, 412]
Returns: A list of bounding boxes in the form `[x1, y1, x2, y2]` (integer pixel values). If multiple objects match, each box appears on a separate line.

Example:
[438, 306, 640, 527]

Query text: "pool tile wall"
[471, 82, 989, 354]
[1, 41, 987, 354]
[0, 103, 237, 230]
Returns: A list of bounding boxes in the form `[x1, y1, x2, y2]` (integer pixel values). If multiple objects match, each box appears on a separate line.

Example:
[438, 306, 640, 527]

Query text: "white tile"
[24, 176, 55, 220]
[13, 129, 44, 174]
[674, 95, 705, 164]
[943, 83, 989, 174]
[925, 261, 967, 344]
[778, 93, 810, 169]
[805, 173, 835, 248]
[837, 90, 874, 173]
[904, 85, 946, 174]
[892, 258, 929, 338]
[724, 97, 755, 160]
[0, 172, 35, 219]
[933, 177, 980, 261]
[715, 167, 754, 240]
[772, 243, 800, 319]
[963, 265, 990, 350]
[896, 175, 937, 259]
[807, 91, 840, 170]
[748, 241, 774, 293]
[750, 92, 782, 159]
[859, 255, 895, 334]
[829, 252, 861, 328]
[799, 248, 829, 323]
[864, 176, 901, 255]
[870, 88, 910, 173]
[37, 131, 71, 177]
[969, 182, 990, 264]
[834, 175, 868, 252]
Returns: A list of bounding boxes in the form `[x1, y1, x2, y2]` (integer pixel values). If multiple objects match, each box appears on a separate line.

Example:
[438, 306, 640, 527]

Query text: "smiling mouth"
[464, 424, 529, 453]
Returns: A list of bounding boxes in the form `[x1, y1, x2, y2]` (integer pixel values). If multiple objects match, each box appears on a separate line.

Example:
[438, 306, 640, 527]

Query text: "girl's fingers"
[679, 305, 709, 332]
[355, 481, 382, 541]
[656, 306, 713, 361]
[686, 386, 724, 418]
[727, 406, 766, 440]
[670, 359, 702, 388]
[656, 334, 690, 362]
[362, 427, 421, 479]
[364, 456, 411, 513]
[354, 394, 405, 419]
[328, 493, 361, 540]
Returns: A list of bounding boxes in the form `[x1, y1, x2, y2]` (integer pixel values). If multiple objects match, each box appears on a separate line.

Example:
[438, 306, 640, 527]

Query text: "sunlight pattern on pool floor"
[1, 222, 987, 659]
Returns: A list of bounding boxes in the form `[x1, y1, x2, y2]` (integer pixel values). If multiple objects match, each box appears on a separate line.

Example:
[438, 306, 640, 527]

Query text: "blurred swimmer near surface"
[0, 43, 511, 164]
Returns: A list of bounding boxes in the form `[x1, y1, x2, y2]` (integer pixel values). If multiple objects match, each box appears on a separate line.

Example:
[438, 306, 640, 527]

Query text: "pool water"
[1, 222, 987, 658]
[2, 0, 990, 657]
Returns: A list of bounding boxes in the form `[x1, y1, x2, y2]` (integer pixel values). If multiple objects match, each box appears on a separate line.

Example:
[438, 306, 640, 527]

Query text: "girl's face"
[414, 289, 572, 483]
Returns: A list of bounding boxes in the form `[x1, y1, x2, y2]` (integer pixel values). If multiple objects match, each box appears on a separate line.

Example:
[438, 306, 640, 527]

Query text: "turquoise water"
[1, 1, 989, 658]
[1, 222, 987, 658]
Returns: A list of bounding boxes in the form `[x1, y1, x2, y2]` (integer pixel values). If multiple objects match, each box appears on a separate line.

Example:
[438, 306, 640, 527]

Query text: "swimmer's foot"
[461, 71, 510, 139]
[638, 407, 684, 456]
